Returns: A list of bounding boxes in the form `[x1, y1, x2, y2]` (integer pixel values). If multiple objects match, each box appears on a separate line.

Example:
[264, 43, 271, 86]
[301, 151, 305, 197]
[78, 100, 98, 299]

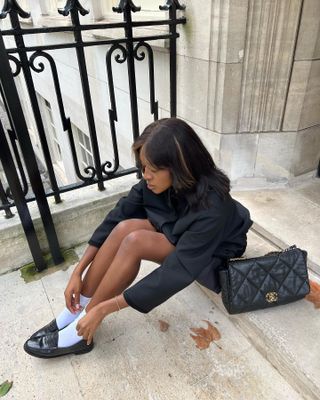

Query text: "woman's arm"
[74, 210, 228, 342]
[123, 202, 233, 313]
[76, 295, 128, 344]
[66, 181, 145, 312]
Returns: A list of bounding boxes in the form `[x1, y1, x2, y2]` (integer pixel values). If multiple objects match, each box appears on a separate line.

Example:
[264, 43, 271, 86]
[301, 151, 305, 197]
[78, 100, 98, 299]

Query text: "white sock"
[56, 294, 91, 330]
[58, 309, 86, 348]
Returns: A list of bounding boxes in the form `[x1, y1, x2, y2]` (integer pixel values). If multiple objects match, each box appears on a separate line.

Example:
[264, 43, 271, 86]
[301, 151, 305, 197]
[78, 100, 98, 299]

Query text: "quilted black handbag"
[219, 245, 310, 314]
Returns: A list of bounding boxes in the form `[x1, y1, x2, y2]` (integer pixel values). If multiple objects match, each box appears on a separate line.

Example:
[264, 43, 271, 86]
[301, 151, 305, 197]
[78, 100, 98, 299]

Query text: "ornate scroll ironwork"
[29, 50, 96, 182]
[104, 44, 128, 175]
[7, 55, 21, 77]
[0, 0, 186, 270]
[134, 42, 158, 121]
[0, 0, 30, 19]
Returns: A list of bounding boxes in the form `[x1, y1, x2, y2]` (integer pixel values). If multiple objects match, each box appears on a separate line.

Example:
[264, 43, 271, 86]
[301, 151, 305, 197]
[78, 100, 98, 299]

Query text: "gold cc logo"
[265, 292, 278, 303]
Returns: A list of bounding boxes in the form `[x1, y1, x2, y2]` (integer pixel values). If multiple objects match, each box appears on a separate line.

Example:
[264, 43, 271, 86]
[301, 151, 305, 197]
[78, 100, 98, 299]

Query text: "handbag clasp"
[265, 292, 278, 303]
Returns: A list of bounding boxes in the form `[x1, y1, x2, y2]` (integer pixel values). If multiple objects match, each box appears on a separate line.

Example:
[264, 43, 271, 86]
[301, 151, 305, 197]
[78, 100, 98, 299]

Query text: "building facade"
[1, 0, 319, 190]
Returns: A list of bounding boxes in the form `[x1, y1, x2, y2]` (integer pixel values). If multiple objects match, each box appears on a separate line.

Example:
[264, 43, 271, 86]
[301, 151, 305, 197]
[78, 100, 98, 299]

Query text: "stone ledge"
[0, 174, 139, 275]
[232, 182, 320, 275]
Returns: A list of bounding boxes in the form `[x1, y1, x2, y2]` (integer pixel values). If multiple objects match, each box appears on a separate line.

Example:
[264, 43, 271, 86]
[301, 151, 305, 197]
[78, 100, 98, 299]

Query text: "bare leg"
[81, 219, 156, 297]
[86, 229, 175, 311]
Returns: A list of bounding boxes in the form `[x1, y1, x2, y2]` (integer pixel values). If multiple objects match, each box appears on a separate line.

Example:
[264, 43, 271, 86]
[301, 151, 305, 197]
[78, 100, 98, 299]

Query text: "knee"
[120, 230, 149, 254]
[112, 219, 137, 239]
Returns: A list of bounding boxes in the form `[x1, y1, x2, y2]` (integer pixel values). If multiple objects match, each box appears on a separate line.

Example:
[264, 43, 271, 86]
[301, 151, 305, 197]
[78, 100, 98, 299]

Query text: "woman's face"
[140, 147, 173, 194]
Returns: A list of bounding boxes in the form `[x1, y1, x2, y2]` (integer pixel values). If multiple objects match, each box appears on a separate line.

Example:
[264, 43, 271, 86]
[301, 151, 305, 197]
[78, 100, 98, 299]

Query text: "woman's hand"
[76, 306, 105, 345]
[64, 272, 83, 314]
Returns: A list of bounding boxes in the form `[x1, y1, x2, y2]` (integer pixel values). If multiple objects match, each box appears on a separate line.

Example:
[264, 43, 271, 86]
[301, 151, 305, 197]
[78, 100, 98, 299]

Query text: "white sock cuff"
[58, 308, 87, 348]
[79, 294, 91, 307]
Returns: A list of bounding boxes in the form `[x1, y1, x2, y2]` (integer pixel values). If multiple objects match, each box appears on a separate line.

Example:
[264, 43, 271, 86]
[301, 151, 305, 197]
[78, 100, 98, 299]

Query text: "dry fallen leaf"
[190, 320, 221, 350]
[158, 320, 170, 332]
[190, 334, 211, 350]
[305, 280, 320, 309]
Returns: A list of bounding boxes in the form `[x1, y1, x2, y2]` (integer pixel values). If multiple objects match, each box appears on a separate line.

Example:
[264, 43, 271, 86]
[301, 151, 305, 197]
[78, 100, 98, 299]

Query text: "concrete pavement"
[1, 178, 320, 399]
[0, 247, 304, 400]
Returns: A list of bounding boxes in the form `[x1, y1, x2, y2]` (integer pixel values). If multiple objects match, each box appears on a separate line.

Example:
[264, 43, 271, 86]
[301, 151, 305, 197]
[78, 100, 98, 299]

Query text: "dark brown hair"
[132, 118, 230, 210]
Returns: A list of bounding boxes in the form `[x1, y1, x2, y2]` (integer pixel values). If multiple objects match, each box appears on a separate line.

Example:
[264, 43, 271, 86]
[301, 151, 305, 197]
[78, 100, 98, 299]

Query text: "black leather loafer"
[23, 331, 94, 358]
[30, 319, 59, 339]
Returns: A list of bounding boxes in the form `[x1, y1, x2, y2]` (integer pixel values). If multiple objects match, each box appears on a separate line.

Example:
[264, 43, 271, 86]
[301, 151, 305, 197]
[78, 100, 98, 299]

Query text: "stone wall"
[1, 0, 319, 190]
[176, 0, 320, 186]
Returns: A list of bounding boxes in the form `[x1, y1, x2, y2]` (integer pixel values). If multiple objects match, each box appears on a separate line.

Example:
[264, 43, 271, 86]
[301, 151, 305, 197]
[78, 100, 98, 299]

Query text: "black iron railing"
[0, 0, 186, 270]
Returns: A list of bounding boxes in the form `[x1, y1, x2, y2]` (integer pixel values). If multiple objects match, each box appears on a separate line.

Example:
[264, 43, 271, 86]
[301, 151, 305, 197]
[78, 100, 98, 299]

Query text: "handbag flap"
[227, 248, 309, 307]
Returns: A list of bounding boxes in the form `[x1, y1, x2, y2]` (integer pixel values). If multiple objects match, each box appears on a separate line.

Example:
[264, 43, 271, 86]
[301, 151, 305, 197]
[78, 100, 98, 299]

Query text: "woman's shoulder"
[206, 187, 233, 209]
[182, 191, 233, 221]
[206, 190, 251, 219]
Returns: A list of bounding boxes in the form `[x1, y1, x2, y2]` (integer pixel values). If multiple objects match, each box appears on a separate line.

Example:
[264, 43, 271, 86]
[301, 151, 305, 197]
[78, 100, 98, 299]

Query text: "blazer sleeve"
[123, 204, 232, 313]
[88, 180, 147, 248]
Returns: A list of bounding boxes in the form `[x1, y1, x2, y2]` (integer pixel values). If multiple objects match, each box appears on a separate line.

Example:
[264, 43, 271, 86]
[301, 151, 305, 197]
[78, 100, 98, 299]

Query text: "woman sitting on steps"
[24, 117, 252, 358]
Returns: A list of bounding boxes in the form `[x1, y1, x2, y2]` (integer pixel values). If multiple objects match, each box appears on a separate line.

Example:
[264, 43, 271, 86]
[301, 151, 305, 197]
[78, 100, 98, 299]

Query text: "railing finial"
[58, 0, 89, 17]
[0, 0, 30, 19]
[113, 0, 141, 13]
[159, 0, 186, 11]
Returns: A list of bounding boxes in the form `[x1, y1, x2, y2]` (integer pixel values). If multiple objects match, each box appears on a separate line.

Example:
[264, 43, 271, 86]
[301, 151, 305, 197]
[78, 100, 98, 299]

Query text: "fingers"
[76, 321, 83, 337]
[65, 292, 80, 314]
[76, 318, 94, 345]
[65, 290, 73, 313]
[64, 275, 83, 314]
[74, 292, 81, 312]
[67, 294, 77, 314]
[76, 325, 92, 345]
[76, 320, 87, 338]
[86, 334, 93, 346]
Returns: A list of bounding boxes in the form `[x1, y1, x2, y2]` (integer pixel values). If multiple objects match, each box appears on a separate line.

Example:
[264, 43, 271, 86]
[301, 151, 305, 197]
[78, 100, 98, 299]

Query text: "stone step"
[232, 180, 320, 275]
[0, 174, 138, 274]
[199, 230, 320, 400]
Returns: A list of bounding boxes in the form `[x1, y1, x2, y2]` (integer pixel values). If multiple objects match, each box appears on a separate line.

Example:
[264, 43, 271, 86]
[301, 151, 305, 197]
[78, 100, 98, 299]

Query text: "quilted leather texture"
[219, 247, 310, 314]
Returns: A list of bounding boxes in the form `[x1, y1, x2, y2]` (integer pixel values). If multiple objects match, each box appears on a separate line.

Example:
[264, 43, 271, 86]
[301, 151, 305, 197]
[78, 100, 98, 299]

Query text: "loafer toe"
[24, 331, 93, 358]
[30, 319, 59, 339]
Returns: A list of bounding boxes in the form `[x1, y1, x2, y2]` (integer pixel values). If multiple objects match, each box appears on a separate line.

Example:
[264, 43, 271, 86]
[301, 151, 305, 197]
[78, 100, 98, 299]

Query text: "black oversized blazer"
[88, 179, 252, 313]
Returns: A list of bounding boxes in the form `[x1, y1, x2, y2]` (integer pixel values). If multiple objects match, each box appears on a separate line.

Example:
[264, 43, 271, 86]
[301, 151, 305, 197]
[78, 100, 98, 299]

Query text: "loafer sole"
[23, 340, 94, 359]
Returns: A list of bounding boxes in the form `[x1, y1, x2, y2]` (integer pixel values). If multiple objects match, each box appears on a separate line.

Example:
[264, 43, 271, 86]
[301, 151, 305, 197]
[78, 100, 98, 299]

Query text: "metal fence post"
[61, 2, 105, 191]
[0, 31, 64, 267]
[7, 7, 62, 204]
[113, 0, 141, 142]
[160, 0, 186, 118]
